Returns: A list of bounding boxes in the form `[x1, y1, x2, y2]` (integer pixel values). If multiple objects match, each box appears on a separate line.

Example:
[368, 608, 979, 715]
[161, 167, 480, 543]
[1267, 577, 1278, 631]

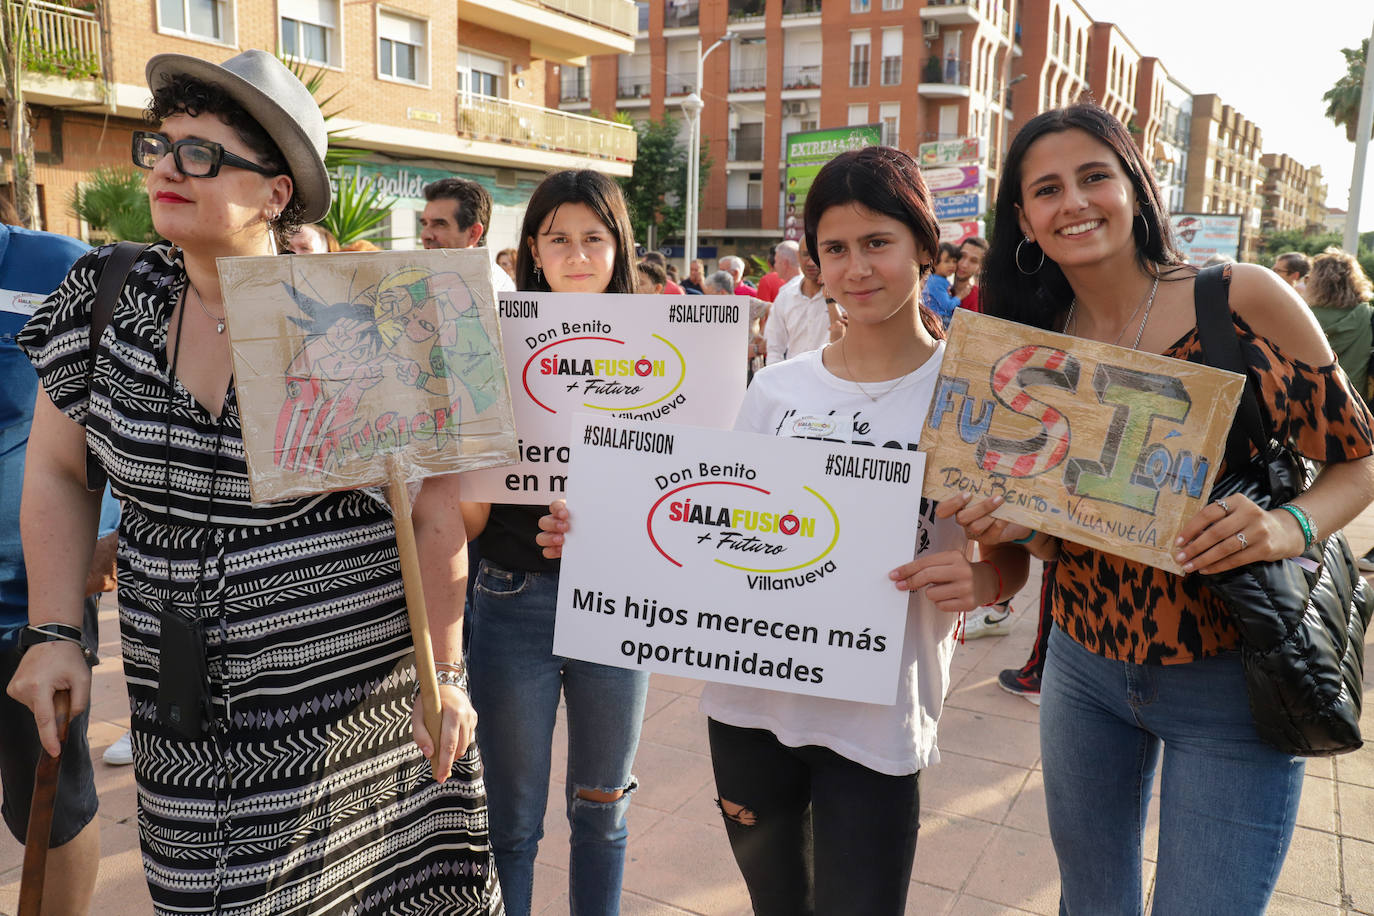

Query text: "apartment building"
[569, 0, 1016, 252]
[1304, 164, 1328, 231]
[1184, 94, 1263, 261]
[1259, 152, 1319, 235]
[1013, 0, 1092, 137]
[10, 0, 638, 248]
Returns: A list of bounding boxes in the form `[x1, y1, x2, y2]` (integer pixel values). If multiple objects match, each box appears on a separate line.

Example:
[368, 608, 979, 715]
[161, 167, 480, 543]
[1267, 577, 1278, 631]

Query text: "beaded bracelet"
[1277, 504, 1316, 551]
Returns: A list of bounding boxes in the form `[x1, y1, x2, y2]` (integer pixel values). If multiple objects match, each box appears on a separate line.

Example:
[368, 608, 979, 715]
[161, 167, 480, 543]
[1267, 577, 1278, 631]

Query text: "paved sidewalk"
[4, 523, 1374, 914]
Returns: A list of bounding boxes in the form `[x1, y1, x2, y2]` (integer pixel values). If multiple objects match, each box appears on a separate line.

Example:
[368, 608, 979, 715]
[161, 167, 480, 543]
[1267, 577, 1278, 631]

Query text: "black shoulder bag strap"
[1193, 264, 1269, 471]
[85, 241, 149, 491]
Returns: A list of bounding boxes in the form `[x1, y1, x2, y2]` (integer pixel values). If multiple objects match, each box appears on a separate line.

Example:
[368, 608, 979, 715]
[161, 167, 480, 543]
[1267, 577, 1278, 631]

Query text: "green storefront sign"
[335, 161, 539, 208]
[783, 125, 882, 240]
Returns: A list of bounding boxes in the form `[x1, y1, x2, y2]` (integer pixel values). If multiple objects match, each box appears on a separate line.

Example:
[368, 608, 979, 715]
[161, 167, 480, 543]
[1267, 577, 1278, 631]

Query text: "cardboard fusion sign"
[921, 311, 1244, 573]
[460, 293, 749, 503]
[219, 249, 518, 503]
[553, 416, 926, 704]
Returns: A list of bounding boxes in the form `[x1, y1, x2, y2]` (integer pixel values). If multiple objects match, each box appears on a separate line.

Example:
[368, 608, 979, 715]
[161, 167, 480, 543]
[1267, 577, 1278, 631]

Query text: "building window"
[851, 0, 870, 10]
[159, 0, 232, 43]
[849, 31, 870, 87]
[378, 9, 426, 84]
[880, 28, 901, 86]
[882, 0, 902, 7]
[848, 103, 868, 126]
[458, 49, 506, 98]
[880, 102, 899, 146]
[561, 64, 588, 102]
[280, 0, 340, 67]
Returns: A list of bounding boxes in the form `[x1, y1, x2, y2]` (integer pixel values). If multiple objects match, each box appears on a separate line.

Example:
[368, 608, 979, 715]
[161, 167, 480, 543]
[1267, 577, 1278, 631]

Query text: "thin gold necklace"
[1064, 274, 1160, 350]
[837, 338, 908, 402]
[189, 282, 226, 334]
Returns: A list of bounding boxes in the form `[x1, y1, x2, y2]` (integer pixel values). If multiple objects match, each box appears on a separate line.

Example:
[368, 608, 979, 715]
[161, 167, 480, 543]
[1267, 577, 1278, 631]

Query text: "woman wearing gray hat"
[9, 50, 502, 914]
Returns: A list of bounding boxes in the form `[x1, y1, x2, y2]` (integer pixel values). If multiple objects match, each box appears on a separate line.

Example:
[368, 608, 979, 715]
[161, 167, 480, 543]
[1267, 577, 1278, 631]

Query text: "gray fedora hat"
[145, 49, 332, 223]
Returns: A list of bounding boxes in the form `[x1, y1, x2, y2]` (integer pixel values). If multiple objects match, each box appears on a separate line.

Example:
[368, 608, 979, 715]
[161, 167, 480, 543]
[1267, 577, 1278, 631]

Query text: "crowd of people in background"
[4, 41, 1374, 916]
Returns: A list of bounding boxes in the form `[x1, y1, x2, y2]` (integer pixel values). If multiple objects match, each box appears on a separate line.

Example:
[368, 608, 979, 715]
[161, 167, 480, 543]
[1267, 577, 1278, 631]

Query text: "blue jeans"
[468, 559, 650, 916]
[1041, 624, 1304, 915]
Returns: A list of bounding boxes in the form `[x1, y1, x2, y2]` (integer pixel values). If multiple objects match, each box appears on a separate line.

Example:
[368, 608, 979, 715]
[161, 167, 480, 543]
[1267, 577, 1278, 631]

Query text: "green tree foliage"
[1324, 39, 1371, 143]
[70, 166, 156, 241]
[617, 113, 710, 248]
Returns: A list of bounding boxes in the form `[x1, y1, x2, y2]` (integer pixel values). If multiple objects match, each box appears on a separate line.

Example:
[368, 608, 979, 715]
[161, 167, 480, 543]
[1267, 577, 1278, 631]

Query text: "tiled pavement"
[4, 517, 1374, 915]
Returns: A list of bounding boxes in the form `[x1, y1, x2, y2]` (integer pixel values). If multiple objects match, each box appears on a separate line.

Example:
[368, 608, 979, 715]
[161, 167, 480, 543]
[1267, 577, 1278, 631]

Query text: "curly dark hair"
[146, 73, 304, 248]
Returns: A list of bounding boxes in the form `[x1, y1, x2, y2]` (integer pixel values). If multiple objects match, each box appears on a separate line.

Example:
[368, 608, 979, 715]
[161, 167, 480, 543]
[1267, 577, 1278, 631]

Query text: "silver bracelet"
[412, 663, 468, 700]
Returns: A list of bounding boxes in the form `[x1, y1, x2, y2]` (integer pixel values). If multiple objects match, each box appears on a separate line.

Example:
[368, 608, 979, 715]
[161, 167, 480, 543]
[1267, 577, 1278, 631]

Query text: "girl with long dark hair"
[463, 168, 645, 916]
[538, 147, 1028, 915]
[963, 103, 1374, 913]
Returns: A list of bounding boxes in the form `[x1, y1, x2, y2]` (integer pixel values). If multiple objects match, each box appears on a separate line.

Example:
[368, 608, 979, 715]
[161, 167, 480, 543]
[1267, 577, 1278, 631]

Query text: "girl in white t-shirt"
[539, 146, 1029, 915]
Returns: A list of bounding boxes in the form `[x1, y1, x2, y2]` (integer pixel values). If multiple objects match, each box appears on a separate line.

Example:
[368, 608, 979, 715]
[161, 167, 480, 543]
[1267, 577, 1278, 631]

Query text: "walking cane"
[18, 689, 71, 916]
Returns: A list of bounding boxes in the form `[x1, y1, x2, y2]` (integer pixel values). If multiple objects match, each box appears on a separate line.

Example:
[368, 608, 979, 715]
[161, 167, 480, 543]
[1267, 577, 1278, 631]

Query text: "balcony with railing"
[727, 0, 765, 22]
[617, 74, 651, 98]
[457, 0, 637, 60]
[782, 0, 821, 16]
[664, 0, 699, 29]
[8, 0, 101, 82]
[560, 75, 589, 103]
[919, 57, 973, 98]
[781, 63, 821, 90]
[665, 70, 696, 96]
[920, 0, 980, 26]
[726, 207, 763, 229]
[455, 94, 636, 163]
[729, 67, 766, 92]
[728, 134, 763, 161]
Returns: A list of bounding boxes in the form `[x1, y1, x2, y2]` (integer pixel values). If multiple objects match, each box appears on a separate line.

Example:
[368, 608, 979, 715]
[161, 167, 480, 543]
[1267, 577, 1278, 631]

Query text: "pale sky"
[1075, 0, 1374, 234]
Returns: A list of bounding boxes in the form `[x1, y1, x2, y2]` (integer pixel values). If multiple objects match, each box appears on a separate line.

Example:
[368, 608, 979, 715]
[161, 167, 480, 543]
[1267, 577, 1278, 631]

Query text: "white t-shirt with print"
[699, 343, 962, 776]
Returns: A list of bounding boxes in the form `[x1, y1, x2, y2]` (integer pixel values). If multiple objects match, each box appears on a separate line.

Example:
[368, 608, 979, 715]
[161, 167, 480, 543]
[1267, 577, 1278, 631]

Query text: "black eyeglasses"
[132, 130, 279, 179]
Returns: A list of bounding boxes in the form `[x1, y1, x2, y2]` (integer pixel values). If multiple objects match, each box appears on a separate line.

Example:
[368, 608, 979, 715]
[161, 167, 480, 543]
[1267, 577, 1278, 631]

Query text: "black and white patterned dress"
[20, 243, 503, 915]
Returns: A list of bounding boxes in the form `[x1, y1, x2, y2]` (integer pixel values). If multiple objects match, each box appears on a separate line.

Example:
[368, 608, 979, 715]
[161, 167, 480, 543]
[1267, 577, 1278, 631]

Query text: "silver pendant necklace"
[837, 338, 907, 402]
[1064, 273, 1160, 350]
[190, 282, 226, 334]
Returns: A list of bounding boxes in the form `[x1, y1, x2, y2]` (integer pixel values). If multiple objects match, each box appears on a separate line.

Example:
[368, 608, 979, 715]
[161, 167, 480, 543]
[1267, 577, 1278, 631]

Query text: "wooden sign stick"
[19, 690, 70, 916]
[385, 455, 444, 760]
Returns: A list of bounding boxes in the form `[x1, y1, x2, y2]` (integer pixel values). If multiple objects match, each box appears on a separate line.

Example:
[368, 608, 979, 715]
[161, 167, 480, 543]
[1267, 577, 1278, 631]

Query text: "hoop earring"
[1015, 236, 1045, 275]
[1135, 211, 1150, 248]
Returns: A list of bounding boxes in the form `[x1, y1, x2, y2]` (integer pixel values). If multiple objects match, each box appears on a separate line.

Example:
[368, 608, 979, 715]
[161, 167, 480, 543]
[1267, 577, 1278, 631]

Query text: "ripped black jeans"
[706, 718, 921, 916]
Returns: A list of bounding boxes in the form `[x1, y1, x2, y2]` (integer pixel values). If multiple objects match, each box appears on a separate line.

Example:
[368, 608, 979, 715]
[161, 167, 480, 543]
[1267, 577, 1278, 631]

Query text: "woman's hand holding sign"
[1172, 493, 1306, 575]
[537, 499, 570, 559]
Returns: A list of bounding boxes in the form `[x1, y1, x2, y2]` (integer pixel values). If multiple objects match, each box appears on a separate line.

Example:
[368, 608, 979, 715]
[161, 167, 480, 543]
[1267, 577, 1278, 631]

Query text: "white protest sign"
[462, 293, 749, 503]
[554, 415, 925, 705]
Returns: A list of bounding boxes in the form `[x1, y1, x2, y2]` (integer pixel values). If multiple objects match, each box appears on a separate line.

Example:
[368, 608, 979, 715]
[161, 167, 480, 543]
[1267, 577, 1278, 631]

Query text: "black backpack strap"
[1193, 264, 1267, 469]
[85, 241, 148, 491]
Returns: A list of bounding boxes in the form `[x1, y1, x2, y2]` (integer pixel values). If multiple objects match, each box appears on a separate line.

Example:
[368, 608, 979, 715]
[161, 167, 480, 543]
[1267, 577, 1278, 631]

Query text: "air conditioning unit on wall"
[923, 20, 940, 39]
[783, 101, 811, 117]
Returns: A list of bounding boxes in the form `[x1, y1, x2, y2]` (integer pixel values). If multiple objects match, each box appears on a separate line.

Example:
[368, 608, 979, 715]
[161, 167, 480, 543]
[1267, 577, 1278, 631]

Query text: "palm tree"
[1324, 39, 1371, 143]
[70, 166, 157, 241]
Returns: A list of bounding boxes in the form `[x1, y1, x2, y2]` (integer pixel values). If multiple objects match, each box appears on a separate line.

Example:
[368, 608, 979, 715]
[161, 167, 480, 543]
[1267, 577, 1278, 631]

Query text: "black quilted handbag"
[1194, 265, 1372, 756]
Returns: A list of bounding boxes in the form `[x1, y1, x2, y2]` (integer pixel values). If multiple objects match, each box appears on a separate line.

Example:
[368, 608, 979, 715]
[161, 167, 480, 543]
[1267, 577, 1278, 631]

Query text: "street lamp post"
[682, 31, 735, 278]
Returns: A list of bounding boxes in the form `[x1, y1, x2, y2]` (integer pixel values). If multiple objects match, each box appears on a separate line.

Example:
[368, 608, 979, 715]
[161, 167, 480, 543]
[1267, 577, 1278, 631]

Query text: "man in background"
[1272, 251, 1311, 292]
[419, 177, 514, 291]
[765, 239, 827, 365]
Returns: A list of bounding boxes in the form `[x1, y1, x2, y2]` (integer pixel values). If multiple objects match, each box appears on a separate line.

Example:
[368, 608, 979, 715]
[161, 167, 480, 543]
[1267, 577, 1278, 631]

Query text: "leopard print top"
[1053, 310, 1374, 665]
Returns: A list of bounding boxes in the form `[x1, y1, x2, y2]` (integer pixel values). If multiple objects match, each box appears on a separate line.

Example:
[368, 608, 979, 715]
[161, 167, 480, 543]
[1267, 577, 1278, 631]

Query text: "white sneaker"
[1358, 551, 1374, 573]
[103, 729, 133, 766]
[963, 606, 1012, 639]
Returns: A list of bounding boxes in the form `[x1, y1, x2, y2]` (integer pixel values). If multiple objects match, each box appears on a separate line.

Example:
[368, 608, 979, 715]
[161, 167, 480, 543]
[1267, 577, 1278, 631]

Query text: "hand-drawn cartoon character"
[275, 289, 386, 475]
[370, 267, 502, 413]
